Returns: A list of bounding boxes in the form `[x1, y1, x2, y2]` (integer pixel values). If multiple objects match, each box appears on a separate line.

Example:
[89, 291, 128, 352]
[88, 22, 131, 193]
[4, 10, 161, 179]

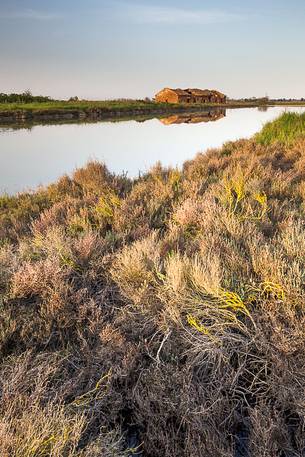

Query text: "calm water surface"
[1, 106, 304, 194]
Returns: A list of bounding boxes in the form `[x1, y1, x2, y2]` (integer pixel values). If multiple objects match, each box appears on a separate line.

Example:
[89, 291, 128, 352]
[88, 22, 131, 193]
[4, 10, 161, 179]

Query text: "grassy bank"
[0, 99, 229, 126]
[0, 99, 161, 112]
[0, 113, 305, 456]
[256, 111, 305, 145]
[1, 98, 305, 112]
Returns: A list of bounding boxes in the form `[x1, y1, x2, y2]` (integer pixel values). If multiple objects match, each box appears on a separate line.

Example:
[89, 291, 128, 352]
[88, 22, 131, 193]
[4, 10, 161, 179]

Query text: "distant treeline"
[0, 91, 54, 104]
[273, 97, 305, 101]
[237, 96, 305, 103]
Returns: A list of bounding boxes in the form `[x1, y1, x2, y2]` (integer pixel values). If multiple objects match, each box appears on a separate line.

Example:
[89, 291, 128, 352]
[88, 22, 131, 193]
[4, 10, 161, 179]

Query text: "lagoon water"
[1, 106, 305, 194]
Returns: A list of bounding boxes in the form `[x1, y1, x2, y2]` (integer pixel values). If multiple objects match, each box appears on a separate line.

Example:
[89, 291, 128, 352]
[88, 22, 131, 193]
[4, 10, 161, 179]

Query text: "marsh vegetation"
[0, 113, 304, 456]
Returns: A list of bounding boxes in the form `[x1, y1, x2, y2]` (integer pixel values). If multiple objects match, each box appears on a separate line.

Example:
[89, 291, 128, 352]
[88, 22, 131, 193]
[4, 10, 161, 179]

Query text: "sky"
[0, 0, 304, 100]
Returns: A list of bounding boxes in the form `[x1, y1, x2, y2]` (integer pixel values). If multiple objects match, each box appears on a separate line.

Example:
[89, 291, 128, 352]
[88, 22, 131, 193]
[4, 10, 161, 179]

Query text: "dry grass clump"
[0, 389, 127, 457]
[0, 402, 86, 457]
[111, 232, 162, 311]
[0, 113, 304, 456]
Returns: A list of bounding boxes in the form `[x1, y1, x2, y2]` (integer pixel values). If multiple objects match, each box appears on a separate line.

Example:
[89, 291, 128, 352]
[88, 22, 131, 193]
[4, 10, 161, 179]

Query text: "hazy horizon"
[0, 0, 304, 100]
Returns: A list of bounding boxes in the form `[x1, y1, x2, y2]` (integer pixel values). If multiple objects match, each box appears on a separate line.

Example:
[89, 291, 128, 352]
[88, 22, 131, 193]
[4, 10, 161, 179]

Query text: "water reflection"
[1, 106, 304, 194]
[160, 109, 226, 125]
[0, 109, 227, 132]
[257, 106, 269, 112]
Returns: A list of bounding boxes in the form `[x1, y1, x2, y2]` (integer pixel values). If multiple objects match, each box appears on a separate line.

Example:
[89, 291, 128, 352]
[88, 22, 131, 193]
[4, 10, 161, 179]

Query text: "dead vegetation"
[0, 114, 304, 456]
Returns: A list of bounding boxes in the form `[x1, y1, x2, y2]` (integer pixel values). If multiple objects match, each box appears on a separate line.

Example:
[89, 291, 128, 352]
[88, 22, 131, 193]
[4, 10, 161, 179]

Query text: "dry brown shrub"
[31, 198, 87, 235]
[0, 244, 17, 294]
[73, 161, 113, 195]
[10, 256, 63, 299]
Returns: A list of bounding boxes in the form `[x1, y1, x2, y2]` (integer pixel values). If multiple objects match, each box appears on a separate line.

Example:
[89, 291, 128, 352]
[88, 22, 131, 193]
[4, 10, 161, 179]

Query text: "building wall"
[178, 95, 191, 103]
[190, 95, 212, 103]
[200, 96, 211, 103]
[155, 90, 179, 103]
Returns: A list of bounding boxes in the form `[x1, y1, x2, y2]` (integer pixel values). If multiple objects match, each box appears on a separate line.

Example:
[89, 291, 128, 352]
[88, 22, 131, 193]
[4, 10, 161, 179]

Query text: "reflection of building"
[159, 109, 226, 125]
[155, 88, 227, 104]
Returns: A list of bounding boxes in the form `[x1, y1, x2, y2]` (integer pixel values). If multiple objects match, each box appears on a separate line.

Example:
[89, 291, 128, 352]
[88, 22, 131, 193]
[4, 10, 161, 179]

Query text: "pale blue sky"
[0, 0, 304, 99]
